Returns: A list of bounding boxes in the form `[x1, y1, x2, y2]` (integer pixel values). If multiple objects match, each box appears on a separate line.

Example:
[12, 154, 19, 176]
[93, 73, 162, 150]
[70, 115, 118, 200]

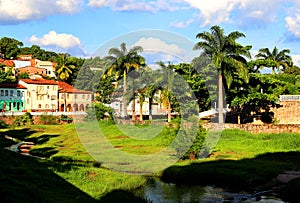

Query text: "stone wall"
[203, 123, 300, 134]
[271, 101, 300, 124]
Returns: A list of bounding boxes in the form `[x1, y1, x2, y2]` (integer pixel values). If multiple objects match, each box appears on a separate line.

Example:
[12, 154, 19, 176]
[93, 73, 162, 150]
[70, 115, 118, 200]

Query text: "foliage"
[20, 45, 58, 61]
[39, 114, 59, 125]
[13, 112, 33, 126]
[0, 120, 8, 129]
[84, 103, 113, 121]
[254, 46, 293, 74]
[0, 37, 23, 59]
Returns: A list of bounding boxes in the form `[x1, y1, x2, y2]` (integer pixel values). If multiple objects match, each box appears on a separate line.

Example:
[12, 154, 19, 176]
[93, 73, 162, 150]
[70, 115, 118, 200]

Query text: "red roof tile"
[58, 81, 92, 94]
[20, 78, 58, 85]
[0, 83, 27, 89]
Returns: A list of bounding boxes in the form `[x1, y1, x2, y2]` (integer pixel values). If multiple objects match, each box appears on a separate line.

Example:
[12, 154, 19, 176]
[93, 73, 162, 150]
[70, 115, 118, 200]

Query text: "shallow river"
[137, 179, 285, 203]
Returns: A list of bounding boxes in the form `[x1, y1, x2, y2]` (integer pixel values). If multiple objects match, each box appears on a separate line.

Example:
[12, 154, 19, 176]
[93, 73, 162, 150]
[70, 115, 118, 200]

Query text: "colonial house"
[13, 55, 57, 78]
[58, 82, 92, 112]
[0, 83, 27, 112]
[19, 79, 58, 112]
[35, 60, 57, 78]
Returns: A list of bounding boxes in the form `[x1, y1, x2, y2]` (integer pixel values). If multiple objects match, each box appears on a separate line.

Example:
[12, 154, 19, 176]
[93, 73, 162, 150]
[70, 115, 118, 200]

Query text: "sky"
[1, 0, 300, 66]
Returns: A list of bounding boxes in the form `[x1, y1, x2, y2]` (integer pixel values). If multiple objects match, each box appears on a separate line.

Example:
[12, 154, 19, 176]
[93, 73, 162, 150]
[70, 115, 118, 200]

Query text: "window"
[67, 94, 70, 99]
[61, 94, 64, 99]
[0, 90, 4, 96]
[10, 90, 13, 96]
[45, 104, 49, 109]
[27, 99, 29, 104]
[87, 95, 90, 99]
[75, 94, 77, 99]
[47, 86, 49, 89]
[22, 91, 24, 96]
[5, 90, 8, 96]
[13, 102, 16, 108]
[47, 95, 50, 99]
[17, 90, 21, 97]
[38, 104, 41, 108]
[53, 86, 56, 91]
[82, 95, 85, 99]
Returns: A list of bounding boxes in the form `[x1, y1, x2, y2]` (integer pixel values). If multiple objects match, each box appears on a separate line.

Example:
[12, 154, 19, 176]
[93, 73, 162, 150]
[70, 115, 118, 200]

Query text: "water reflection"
[138, 179, 284, 203]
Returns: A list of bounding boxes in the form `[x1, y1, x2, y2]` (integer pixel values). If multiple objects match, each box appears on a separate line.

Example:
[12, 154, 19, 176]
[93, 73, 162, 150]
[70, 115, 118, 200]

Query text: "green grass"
[0, 123, 148, 202]
[161, 128, 300, 200]
[2, 123, 300, 202]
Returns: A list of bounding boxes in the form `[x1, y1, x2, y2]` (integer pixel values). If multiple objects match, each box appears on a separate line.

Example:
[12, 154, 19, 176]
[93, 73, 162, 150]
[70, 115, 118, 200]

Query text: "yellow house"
[58, 81, 92, 112]
[19, 79, 58, 112]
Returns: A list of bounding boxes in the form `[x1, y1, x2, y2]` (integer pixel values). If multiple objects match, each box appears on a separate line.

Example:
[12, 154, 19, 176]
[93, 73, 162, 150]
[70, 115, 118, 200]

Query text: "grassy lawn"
[1, 122, 300, 202]
[0, 123, 148, 202]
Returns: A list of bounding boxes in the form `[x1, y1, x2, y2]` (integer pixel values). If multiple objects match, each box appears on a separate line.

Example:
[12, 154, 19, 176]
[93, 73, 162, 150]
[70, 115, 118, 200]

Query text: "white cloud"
[170, 18, 194, 28]
[182, 0, 283, 27]
[0, 0, 83, 24]
[133, 37, 184, 56]
[29, 31, 86, 56]
[88, 0, 183, 12]
[292, 54, 300, 66]
[285, 12, 300, 38]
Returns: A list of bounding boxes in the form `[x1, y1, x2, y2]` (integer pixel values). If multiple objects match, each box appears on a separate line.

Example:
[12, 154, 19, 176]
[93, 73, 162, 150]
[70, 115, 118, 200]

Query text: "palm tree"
[106, 43, 145, 118]
[194, 25, 251, 123]
[156, 62, 175, 123]
[56, 53, 75, 81]
[255, 46, 293, 74]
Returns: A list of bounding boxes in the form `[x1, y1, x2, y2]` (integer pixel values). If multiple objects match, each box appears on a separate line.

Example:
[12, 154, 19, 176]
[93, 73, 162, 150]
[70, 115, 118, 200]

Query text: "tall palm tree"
[156, 62, 175, 123]
[255, 46, 293, 74]
[194, 25, 251, 123]
[106, 43, 145, 118]
[56, 53, 75, 81]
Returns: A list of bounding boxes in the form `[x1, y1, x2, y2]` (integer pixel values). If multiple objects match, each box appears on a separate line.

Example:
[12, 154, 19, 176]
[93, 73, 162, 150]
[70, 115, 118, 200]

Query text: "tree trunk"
[140, 103, 143, 122]
[149, 97, 153, 121]
[167, 99, 171, 123]
[131, 98, 136, 121]
[122, 71, 127, 118]
[218, 74, 224, 124]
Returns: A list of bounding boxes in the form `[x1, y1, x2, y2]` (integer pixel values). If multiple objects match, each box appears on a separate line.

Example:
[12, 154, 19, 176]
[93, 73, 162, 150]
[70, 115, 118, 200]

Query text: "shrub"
[0, 120, 8, 129]
[84, 103, 113, 121]
[13, 112, 33, 126]
[39, 114, 58, 125]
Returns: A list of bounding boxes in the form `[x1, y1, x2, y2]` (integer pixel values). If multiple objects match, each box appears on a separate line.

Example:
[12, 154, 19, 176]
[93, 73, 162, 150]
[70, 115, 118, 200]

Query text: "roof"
[0, 83, 27, 89]
[58, 81, 92, 94]
[20, 78, 58, 85]
[0, 59, 14, 67]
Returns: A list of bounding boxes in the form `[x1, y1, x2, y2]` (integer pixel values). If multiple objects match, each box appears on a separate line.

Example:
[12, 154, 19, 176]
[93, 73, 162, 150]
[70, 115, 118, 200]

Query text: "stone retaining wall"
[203, 123, 300, 134]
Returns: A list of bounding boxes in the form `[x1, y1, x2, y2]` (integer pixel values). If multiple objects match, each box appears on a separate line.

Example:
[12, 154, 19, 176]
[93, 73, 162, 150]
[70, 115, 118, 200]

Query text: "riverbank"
[1, 123, 300, 202]
[161, 129, 300, 202]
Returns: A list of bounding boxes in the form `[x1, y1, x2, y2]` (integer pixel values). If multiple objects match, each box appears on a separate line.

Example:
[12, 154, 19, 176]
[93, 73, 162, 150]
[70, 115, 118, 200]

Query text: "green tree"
[0, 37, 23, 59]
[20, 45, 58, 61]
[255, 46, 293, 74]
[194, 25, 251, 123]
[105, 43, 145, 118]
[55, 53, 76, 82]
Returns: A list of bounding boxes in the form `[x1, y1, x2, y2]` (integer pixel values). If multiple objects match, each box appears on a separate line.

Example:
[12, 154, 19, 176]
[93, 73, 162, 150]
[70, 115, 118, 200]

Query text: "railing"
[279, 95, 300, 101]
[0, 112, 87, 116]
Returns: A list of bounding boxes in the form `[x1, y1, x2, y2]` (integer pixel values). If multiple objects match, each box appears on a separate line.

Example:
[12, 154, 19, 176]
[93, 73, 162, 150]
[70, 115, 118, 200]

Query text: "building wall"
[19, 81, 58, 111]
[58, 92, 92, 112]
[0, 88, 27, 111]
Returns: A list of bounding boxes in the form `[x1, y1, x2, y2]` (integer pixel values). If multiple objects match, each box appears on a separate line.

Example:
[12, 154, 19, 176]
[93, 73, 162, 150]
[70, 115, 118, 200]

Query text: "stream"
[137, 178, 285, 203]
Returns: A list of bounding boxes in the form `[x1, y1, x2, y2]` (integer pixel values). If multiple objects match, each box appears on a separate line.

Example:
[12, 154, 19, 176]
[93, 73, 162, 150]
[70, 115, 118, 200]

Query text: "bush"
[84, 103, 113, 121]
[13, 112, 32, 126]
[0, 120, 8, 129]
[39, 114, 58, 125]
[59, 114, 73, 123]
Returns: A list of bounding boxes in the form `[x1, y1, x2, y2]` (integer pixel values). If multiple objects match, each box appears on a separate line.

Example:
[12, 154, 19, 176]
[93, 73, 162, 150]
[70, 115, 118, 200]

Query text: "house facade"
[58, 82, 92, 112]
[19, 79, 58, 112]
[0, 84, 27, 112]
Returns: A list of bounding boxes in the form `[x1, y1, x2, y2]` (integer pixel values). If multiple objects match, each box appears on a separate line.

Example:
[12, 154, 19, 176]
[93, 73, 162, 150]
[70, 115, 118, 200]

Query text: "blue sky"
[1, 0, 300, 66]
